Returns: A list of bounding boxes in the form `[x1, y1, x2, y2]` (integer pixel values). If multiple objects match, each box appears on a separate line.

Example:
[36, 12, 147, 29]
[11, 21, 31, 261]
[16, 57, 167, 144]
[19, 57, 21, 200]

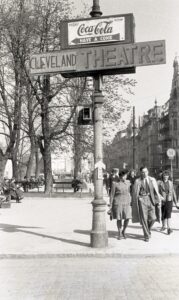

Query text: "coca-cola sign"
[68, 16, 124, 46]
[60, 14, 134, 49]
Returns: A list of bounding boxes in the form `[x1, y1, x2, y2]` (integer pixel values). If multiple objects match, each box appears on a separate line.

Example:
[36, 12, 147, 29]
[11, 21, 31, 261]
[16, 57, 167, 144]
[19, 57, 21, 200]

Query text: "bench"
[16, 181, 41, 192]
[52, 181, 83, 193]
[53, 181, 73, 193]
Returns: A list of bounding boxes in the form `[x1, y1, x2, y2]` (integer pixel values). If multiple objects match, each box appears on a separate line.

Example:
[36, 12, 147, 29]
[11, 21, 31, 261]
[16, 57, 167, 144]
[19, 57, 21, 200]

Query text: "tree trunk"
[43, 139, 52, 193]
[0, 151, 8, 181]
[35, 147, 41, 178]
[26, 145, 35, 179]
[73, 113, 82, 178]
[41, 76, 52, 194]
[12, 157, 19, 179]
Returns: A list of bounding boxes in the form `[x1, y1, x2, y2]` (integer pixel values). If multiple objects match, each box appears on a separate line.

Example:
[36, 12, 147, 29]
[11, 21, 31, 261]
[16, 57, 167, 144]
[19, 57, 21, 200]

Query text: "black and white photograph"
[0, 0, 179, 299]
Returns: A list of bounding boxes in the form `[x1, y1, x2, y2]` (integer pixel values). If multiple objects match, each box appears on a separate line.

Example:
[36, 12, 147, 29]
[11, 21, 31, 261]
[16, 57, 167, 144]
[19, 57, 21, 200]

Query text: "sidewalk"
[1, 192, 179, 258]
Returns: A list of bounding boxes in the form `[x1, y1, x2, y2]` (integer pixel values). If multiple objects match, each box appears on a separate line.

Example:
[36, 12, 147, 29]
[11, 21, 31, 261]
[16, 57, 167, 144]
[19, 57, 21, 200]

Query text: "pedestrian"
[1, 177, 11, 201]
[9, 177, 24, 203]
[71, 177, 82, 193]
[108, 168, 119, 195]
[127, 169, 137, 193]
[109, 169, 132, 240]
[22, 176, 29, 192]
[103, 171, 109, 195]
[158, 170, 179, 234]
[0, 185, 6, 205]
[132, 166, 162, 242]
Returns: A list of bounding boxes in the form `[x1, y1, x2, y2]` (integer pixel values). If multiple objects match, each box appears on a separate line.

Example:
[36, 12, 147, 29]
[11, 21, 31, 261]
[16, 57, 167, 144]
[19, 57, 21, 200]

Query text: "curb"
[1, 252, 179, 259]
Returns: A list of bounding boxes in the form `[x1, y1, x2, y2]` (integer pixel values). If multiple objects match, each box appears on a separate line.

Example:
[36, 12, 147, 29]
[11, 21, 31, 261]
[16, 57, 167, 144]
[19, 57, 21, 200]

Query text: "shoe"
[167, 228, 173, 235]
[160, 227, 166, 231]
[122, 230, 126, 239]
[144, 238, 149, 242]
[149, 231, 151, 238]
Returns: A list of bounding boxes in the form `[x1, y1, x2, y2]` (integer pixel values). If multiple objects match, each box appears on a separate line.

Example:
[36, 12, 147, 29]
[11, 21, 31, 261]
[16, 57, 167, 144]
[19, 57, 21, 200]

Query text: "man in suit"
[132, 166, 162, 242]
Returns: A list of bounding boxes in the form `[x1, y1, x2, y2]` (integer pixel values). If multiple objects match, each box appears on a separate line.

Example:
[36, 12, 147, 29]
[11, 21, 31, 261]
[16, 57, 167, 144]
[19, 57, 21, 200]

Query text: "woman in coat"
[109, 169, 131, 240]
[158, 170, 179, 234]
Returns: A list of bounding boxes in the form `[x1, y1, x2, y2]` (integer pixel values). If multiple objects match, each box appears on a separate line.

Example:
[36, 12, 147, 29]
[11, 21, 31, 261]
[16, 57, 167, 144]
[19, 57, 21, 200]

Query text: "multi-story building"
[104, 56, 179, 179]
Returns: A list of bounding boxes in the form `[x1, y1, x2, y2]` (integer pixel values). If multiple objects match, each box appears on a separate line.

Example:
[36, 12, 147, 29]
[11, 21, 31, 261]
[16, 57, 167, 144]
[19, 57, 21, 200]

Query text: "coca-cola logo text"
[77, 21, 113, 37]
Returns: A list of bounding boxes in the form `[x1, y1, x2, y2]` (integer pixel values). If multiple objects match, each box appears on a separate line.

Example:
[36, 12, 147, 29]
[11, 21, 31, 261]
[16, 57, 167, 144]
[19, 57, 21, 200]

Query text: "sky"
[75, 0, 179, 120]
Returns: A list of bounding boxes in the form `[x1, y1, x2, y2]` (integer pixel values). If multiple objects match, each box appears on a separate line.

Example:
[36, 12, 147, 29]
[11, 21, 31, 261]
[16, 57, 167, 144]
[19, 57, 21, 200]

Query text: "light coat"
[132, 176, 162, 223]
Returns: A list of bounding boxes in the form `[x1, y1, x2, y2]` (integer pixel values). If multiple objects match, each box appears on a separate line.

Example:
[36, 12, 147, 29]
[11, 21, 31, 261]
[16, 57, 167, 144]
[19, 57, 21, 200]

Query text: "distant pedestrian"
[9, 178, 24, 203]
[109, 169, 131, 240]
[158, 170, 179, 234]
[132, 166, 162, 242]
[1, 177, 11, 201]
[127, 169, 137, 193]
[71, 178, 82, 193]
[0, 186, 6, 204]
[108, 168, 119, 195]
[103, 171, 109, 195]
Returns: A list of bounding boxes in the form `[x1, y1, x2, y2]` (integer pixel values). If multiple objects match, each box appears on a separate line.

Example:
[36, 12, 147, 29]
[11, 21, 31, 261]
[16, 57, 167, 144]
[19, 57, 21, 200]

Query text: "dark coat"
[158, 180, 177, 205]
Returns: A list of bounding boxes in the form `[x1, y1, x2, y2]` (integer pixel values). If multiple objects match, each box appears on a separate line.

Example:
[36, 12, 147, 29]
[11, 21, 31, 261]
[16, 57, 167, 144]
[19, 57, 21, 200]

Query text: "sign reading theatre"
[76, 40, 166, 72]
[60, 14, 134, 49]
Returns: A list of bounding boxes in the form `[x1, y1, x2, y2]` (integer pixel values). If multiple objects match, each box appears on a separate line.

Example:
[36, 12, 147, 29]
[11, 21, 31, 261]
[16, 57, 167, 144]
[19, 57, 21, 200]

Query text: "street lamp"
[90, 0, 102, 17]
[90, 0, 108, 248]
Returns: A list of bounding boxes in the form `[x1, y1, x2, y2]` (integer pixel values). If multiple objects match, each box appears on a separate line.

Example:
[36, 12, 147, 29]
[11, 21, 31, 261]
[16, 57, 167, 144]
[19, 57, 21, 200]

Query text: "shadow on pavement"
[0, 223, 41, 232]
[126, 233, 144, 240]
[172, 210, 179, 214]
[74, 229, 145, 241]
[127, 225, 142, 229]
[0, 223, 89, 248]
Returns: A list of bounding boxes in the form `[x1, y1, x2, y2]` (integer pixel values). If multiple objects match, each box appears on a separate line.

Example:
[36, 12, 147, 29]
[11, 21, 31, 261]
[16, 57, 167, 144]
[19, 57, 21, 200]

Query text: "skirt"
[161, 201, 173, 220]
[112, 202, 132, 220]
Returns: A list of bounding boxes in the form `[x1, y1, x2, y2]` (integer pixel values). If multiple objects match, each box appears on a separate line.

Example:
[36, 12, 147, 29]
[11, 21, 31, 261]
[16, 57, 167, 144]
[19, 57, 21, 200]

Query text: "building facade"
[104, 56, 179, 179]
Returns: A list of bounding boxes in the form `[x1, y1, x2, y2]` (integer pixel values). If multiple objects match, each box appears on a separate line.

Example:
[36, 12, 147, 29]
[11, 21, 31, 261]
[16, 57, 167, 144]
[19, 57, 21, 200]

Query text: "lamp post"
[90, 0, 108, 248]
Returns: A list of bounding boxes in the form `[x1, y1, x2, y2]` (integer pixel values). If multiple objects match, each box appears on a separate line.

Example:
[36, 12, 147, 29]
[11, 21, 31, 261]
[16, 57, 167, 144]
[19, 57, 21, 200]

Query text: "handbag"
[107, 208, 113, 220]
[155, 204, 161, 223]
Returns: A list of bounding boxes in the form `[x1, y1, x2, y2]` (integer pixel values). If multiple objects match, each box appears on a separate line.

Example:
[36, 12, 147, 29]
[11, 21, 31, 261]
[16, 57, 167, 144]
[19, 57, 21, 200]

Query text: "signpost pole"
[167, 149, 175, 182]
[90, 0, 108, 248]
[171, 158, 173, 182]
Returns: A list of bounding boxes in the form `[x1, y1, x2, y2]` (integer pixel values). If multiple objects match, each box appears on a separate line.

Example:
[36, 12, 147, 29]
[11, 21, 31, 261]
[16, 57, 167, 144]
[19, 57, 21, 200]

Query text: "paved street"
[1, 193, 179, 299]
[1, 257, 179, 300]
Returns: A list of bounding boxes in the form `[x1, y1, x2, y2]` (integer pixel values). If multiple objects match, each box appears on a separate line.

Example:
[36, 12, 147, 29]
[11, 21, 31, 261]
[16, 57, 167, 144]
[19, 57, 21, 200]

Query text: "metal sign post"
[171, 158, 173, 181]
[167, 148, 176, 181]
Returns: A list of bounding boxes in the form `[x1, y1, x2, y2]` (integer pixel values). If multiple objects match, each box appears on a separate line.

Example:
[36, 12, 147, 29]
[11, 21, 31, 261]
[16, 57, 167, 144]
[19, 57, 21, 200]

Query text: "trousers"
[138, 195, 156, 239]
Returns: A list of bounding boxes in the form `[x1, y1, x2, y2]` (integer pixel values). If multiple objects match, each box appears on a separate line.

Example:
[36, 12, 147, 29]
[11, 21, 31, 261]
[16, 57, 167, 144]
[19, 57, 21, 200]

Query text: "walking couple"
[109, 166, 179, 242]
